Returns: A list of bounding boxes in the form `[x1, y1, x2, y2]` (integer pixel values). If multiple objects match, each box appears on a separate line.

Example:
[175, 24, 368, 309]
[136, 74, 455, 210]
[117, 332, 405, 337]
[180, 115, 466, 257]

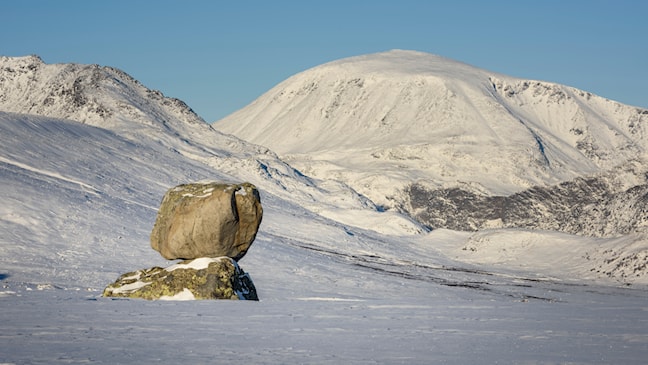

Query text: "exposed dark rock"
[102, 257, 258, 301]
[404, 174, 648, 237]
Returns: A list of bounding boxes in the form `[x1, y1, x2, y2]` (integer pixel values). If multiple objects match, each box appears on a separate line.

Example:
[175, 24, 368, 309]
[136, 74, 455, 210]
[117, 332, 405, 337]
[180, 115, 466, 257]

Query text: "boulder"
[150, 182, 262, 260]
[102, 257, 258, 300]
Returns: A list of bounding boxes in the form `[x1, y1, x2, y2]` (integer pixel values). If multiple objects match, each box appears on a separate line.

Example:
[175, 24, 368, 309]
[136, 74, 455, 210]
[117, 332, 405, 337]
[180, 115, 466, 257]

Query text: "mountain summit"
[0, 55, 204, 132]
[215, 50, 648, 235]
[217, 50, 646, 161]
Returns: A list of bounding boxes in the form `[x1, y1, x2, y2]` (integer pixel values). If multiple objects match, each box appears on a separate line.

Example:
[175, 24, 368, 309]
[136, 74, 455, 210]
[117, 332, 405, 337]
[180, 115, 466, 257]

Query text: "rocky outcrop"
[103, 257, 258, 300]
[150, 182, 263, 261]
[404, 172, 648, 237]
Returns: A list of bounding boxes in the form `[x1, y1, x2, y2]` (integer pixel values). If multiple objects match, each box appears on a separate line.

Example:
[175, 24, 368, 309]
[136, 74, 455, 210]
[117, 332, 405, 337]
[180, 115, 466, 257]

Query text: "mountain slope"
[0, 54, 265, 158]
[215, 50, 648, 236]
[0, 55, 416, 233]
[215, 50, 647, 200]
[405, 166, 648, 236]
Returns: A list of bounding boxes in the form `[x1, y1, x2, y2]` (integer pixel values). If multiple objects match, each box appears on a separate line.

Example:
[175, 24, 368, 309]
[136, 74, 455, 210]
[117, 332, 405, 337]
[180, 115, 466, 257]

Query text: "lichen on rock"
[102, 257, 258, 301]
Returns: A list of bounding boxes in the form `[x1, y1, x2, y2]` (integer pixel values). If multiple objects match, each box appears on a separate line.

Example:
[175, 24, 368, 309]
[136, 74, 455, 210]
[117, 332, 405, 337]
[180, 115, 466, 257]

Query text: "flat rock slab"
[102, 257, 258, 300]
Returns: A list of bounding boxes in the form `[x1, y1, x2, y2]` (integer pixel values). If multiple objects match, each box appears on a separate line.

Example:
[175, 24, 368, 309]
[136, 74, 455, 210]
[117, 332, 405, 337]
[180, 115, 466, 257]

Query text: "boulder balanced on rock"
[150, 182, 263, 261]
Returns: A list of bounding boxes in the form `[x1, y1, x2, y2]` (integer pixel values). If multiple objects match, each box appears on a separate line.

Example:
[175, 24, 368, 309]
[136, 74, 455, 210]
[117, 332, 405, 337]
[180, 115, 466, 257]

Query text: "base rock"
[102, 257, 258, 300]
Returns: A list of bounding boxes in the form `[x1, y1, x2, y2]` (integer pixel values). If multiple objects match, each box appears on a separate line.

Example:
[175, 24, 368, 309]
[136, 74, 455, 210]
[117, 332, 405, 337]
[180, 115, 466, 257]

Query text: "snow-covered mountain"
[215, 50, 648, 236]
[0, 55, 411, 230]
[2, 54, 648, 364]
[0, 55, 206, 133]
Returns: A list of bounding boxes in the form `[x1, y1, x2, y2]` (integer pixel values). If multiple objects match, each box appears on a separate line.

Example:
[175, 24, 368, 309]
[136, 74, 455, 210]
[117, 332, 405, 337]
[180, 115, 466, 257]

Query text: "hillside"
[0, 55, 411, 232]
[215, 50, 648, 236]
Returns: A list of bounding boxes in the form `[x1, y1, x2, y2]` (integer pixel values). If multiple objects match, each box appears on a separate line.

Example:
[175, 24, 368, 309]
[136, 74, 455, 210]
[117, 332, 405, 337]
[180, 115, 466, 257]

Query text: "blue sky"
[2, 1, 647, 122]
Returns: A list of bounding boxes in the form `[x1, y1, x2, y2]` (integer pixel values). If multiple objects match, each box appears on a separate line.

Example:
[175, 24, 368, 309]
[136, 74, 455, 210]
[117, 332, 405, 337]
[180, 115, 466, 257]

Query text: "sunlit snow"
[159, 288, 196, 301]
[1, 53, 647, 364]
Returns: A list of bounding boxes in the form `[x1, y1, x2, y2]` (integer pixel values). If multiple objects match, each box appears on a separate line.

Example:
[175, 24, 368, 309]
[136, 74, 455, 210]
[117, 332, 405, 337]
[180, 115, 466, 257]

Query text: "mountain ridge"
[0, 54, 200, 128]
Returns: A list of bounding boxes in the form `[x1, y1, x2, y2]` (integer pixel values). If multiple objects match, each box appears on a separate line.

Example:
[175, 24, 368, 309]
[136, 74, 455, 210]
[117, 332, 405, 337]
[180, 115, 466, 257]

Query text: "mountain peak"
[0, 55, 207, 134]
[312, 49, 485, 79]
[0, 54, 44, 66]
[215, 50, 647, 204]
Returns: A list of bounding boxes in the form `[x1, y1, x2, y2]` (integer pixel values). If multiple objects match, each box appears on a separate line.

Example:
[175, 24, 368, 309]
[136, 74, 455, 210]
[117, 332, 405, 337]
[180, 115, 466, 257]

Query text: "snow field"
[1, 52, 648, 363]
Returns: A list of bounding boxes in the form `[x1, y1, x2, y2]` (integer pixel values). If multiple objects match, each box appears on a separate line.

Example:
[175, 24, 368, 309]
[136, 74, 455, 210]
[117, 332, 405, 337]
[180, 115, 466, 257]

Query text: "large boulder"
[150, 182, 262, 261]
[102, 257, 258, 300]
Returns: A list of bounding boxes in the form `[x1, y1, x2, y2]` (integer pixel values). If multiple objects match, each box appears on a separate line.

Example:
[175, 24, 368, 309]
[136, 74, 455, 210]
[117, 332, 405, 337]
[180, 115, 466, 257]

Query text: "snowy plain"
[1, 53, 648, 364]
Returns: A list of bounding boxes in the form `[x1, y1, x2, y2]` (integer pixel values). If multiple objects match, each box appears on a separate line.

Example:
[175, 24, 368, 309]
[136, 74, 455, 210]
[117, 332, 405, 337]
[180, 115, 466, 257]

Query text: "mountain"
[0, 55, 200, 130]
[0, 55, 415, 232]
[215, 50, 648, 236]
[2, 54, 648, 364]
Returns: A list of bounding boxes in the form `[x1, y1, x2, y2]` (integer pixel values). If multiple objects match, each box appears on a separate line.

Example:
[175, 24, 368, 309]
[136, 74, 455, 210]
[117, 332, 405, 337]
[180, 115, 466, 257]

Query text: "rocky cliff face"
[404, 159, 648, 237]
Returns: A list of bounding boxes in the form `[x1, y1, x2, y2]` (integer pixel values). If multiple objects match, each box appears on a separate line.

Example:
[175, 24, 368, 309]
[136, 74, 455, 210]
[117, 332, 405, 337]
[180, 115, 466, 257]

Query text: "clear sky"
[2, 1, 647, 122]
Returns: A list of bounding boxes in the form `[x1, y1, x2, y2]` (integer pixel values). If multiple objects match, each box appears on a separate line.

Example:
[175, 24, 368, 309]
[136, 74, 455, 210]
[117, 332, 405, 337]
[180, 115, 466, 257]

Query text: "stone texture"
[102, 257, 258, 300]
[404, 174, 648, 237]
[150, 182, 262, 260]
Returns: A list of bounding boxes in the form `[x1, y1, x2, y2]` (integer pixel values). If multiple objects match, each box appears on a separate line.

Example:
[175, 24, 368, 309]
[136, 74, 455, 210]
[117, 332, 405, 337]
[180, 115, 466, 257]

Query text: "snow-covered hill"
[0, 55, 205, 133]
[0, 55, 419, 233]
[2, 54, 648, 364]
[215, 50, 648, 236]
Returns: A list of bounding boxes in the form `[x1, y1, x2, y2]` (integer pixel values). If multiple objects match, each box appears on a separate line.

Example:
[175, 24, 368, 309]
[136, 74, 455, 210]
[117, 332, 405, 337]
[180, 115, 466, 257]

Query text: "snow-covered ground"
[3, 281, 647, 364]
[1, 53, 648, 363]
[1, 112, 647, 364]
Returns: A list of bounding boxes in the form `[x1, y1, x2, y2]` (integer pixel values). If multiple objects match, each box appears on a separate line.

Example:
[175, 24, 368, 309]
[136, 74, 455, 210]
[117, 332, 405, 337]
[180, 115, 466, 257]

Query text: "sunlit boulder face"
[150, 182, 263, 261]
[102, 257, 258, 300]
